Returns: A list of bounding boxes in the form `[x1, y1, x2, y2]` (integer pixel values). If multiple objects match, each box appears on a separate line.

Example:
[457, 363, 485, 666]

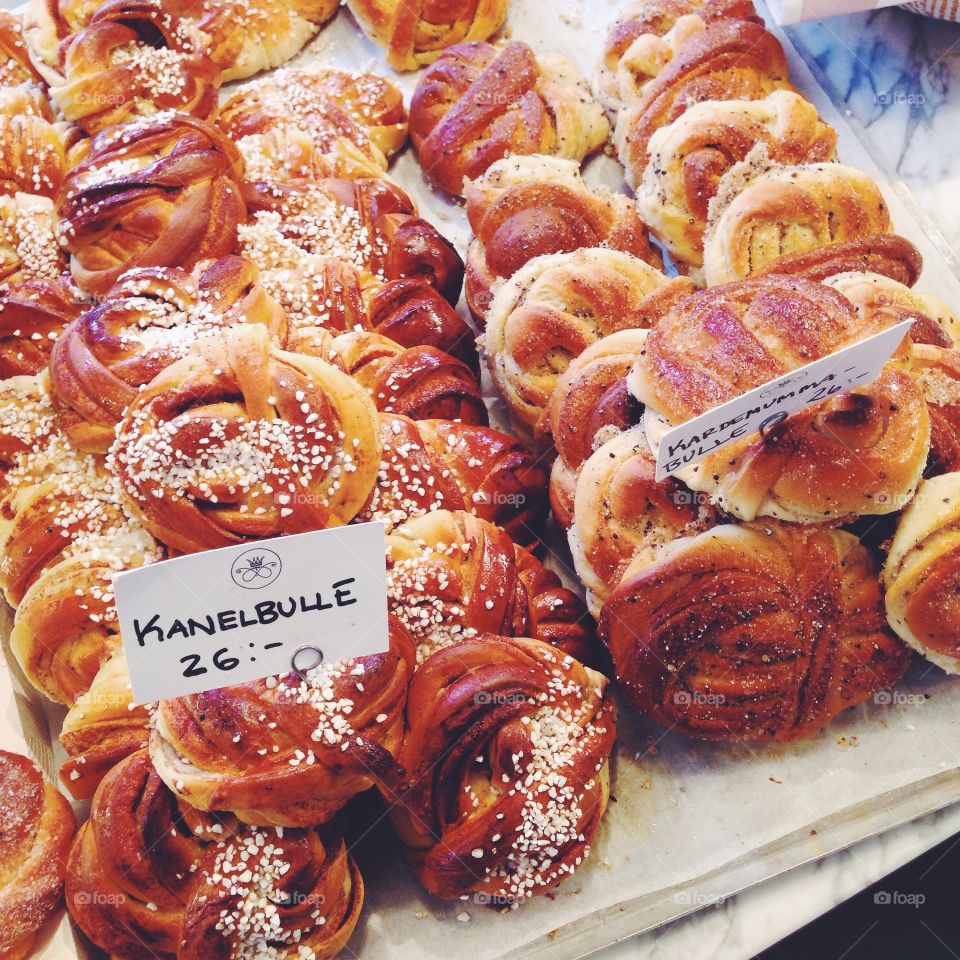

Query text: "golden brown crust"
[181, 824, 363, 960]
[631, 277, 931, 522]
[0, 192, 65, 288]
[218, 68, 408, 173]
[65, 750, 226, 960]
[885, 473, 960, 673]
[410, 41, 609, 197]
[615, 16, 793, 178]
[464, 155, 663, 323]
[59, 649, 149, 801]
[389, 635, 615, 902]
[238, 176, 464, 308]
[702, 162, 892, 286]
[358, 414, 548, 547]
[484, 248, 691, 438]
[317, 330, 487, 426]
[634, 91, 837, 267]
[151, 627, 412, 826]
[600, 521, 911, 740]
[755, 233, 923, 287]
[386, 509, 598, 667]
[347, 0, 509, 71]
[50, 256, 288, 453]
[0, 85, 71, 201]
[58, 113, 246, 296]
[0, 750, 75, 960]
[47, 0, 220, 134]
[570, 425, 719, 613]
[112, 325, 381, 554]
[0, 11, 44, 85]
[0, 275, 86, 379]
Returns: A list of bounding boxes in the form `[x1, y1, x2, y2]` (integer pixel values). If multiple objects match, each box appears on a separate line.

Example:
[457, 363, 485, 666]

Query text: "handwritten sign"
[651, 321, 913, 482]
[115, 522, 389, 703]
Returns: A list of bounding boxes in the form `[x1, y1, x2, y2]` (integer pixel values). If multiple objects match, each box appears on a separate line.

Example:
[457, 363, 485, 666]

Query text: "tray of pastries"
[2, 0, 960, 958]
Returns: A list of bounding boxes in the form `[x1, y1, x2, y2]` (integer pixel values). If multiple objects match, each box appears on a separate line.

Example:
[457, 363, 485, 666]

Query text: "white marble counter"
[598, 8, 960, 959]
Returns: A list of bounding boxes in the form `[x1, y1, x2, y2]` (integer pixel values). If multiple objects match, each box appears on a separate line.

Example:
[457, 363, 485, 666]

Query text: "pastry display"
[409, 40, 609, 196]
[150, 625, 411, 825]
[600, 521, 912, 740]
[347, 0, 510, 71]
[112, 325, 382, 553]
[389, 635, 615, 901]
[633, 90, 837, 268]
[629, 276, 930, 522]
[702, 160, 893, 286]
[58, 113, 246, 295]
[49, 256, 288, 452]
[385, 509, 598, 666]
[359, 413, 549, 543]
[464, 155, 663, 323]
[0, 0, 959, 954]
[484, 247, 692, 437]
[0, 750, 75, 960]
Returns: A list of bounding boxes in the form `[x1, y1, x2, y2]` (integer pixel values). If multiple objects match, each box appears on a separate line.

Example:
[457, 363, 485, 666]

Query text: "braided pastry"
[0, 441, 150, 607]
[238, 176, 463, 307]
[0, 10, 43, 85]
[0, 373, 58, 487]
[824, 271, 958, 348]
[389, 635, 615, 902]
[548, 329, 650, 529]
[484, 247, 693, 438]
[258, 254, 477, 370]
[630, 276, 930, 522]
[348, 0, 508, 71]
[22, 0, 114, 80]
[596, 7, 709, 88]
[0, 85, 72, 201]
[112, 324, 381, 553]
[703, 160, 892, 286]
[570, 425, 719, 614]
[50, 256, 288, 453]
[885, 472, 960, 673]
[358, 413, 548, 545]
[65, 749, 234, 960]
[59, 649, 149, 801]
[595, 0, 706, 110]
[901, 344, 960, 477]
[410, 41, 609, 197]
[635, 91, 837, 267]
[181, 823, 362, 960]
[46, 0, 220, 134]
[0, 275, 86, 378]
[151, 624, 412, 826]
[192, 0, 339, 82]
[322, 329, 486, 426]
[754, 233, 923, 287]
[0, 192, 64, 287]
[464, 155, 663, 323]
[218, 68, 407, 175]
[58, 113, 246, 296]
[601, 521, 912, 740]
[10, 529, 160, 704]
[0, 750, 75, 960]
[614, 15, 793, 177]
[386, 509, 597, 667]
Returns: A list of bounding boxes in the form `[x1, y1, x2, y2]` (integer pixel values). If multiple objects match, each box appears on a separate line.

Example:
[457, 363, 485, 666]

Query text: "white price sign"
[653, 321, 913, 482]
[115, 522, 389, 704]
